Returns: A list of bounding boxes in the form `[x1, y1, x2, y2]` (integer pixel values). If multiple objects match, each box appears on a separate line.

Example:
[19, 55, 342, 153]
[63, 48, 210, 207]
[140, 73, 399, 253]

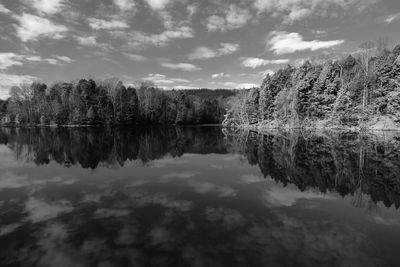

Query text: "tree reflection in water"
[1, 127, 399, 209]
[0, 126, 400, 266]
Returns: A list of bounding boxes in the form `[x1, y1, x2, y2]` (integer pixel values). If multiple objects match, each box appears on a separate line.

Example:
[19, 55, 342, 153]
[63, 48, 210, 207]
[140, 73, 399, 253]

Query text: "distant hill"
[177, 89, 241, 99]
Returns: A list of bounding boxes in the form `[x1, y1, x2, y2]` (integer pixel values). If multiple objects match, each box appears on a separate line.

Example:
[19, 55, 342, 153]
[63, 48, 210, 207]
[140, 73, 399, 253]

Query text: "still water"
[0, 126, 400, 267]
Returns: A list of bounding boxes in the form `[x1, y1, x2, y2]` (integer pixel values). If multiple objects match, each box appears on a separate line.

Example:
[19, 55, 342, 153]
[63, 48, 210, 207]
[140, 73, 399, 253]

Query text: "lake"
[0, 126, 400, 267]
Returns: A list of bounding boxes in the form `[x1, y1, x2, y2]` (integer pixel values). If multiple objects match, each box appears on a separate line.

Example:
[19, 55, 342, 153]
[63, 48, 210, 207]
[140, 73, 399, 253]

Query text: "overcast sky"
[0, 0, 399, 98]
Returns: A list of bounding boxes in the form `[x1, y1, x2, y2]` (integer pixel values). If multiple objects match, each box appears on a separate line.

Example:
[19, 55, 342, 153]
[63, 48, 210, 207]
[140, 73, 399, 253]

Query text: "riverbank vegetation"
[0, 79, 235, 126]
[224, 42, 400, 131]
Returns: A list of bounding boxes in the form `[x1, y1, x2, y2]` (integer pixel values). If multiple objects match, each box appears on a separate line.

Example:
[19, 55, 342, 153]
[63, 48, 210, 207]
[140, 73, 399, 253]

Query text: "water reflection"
[223, 128, 400, 209]
[0, 126, 399, 267]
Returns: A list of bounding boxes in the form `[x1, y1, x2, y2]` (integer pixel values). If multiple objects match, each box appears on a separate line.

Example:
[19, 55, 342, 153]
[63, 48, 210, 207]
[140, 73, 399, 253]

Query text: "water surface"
[0, 126, 400, 267]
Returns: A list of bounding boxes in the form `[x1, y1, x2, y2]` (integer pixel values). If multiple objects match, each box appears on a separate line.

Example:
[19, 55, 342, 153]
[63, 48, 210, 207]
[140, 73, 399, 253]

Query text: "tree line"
[0, 79, 232, 126]
[224, 42, 400, 130]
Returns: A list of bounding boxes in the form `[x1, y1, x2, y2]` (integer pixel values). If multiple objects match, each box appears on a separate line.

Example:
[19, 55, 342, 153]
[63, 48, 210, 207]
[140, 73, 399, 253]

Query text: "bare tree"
[9, 83, 35, 122]
[376, 36, 389, 54]
[358, 41, 377, 111]
[100, 77, 123, 122]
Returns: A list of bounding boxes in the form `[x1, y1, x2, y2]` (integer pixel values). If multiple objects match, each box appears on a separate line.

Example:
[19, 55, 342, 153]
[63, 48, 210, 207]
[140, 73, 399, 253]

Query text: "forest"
[224, 42, 400, 130]
[2, 42, 400, 129]
[0, 79, 232, 126]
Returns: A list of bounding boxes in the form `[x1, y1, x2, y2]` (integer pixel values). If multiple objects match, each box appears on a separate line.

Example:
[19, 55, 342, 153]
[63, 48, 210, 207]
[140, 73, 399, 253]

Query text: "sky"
[0, 0, 400, 99]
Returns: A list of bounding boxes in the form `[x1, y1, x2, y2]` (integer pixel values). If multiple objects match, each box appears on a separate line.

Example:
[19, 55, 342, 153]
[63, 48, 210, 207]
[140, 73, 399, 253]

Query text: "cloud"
[75, 36, 97, 46]
[113, 0, 136, 11]
[161, 171, 198, 179]
[0, 73, 37, 99]
[14, 13, 68, 42]
[0, 53, 23, 69]
[0, 223, 22, 237]
[112, 25, 194, 49]
[188, 43, 240, 60]
[24, 198, 73, 223]
[186, 181, 237, 197]
[253, 0, 378, 23]
[160, 62, 201, 71]
[143, 73, 190, 86]
[0, 53, 73, 70]
[132, 192, 193, 212]
[25, 55, 73, 65]
[0, 3, 11, 14]
[267, 31, 345, 55]
[205, 207, 246, 230]
[144, 0, 171, 10]
[263, 185, 334, 207]
[205, 5, 251, 32]
[384, 12, 400, 24]
[88, 18, 129, 30]
[211, 73, 231, 79]
[222, 82, 258, 89]
[25, 0, 66, 15]
[94, 208, 131, 218]
[219, 43, 240, 55]
[241, 57, 290, 68]
[0, 172, 40, 189]
[124, 53, 148, 62]
[239, 174, 265, 183]
[186, 4, 198, 18]
[149, 226, 171, 245]
[236, 83, 259, 89]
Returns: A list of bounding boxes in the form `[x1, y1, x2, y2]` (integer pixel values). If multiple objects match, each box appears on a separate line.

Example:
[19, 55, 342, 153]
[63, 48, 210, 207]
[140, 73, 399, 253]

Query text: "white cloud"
[143, 73, 189, 85]
[384, 12, 400, 24]
[88, 18, 129, 30]
[144, 0, 170, 10]
[187, 181, 237, 197]
[0, 223, 22, 237]
[75, 36, 97, 46]
[219, 43, 240, 54]
[160, 62, 201, 71]
[188, 43, 240, 60]
[188, 47, 217, 60]
[187, 4, 198, 18]
[26, 0, 66, 15]
[14, 13, 68, 42]
[113, 0, 136, 11]
[112, 25, 194, 49]
[222, 82, 258, 89]
[241, 57, 289, 68]
[24, 198, 73, 223]
[205, 5, 251, 32]
[0, 3, 12, 14]
[263, 185, 334, 207]
[55, 56, 73, 64]
[253, 0, 378, 23]
[0, 73, 37, 99]
[124, 53, 148, 61]
[0, 52, 73, 71]
[236, 83, 259, 89]
[260, 69, 275, 77]
[171, 85, 198, 89]
[0, 53, 24, 69]
[211, 73, 230, 79]
[267, 31, 345, 55]
[161, 171, 198, 179]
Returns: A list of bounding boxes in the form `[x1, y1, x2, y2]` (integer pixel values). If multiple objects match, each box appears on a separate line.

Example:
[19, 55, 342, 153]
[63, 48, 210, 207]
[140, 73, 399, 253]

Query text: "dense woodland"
[0, 79, 233, 126]
[224, 42, 400, 130]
